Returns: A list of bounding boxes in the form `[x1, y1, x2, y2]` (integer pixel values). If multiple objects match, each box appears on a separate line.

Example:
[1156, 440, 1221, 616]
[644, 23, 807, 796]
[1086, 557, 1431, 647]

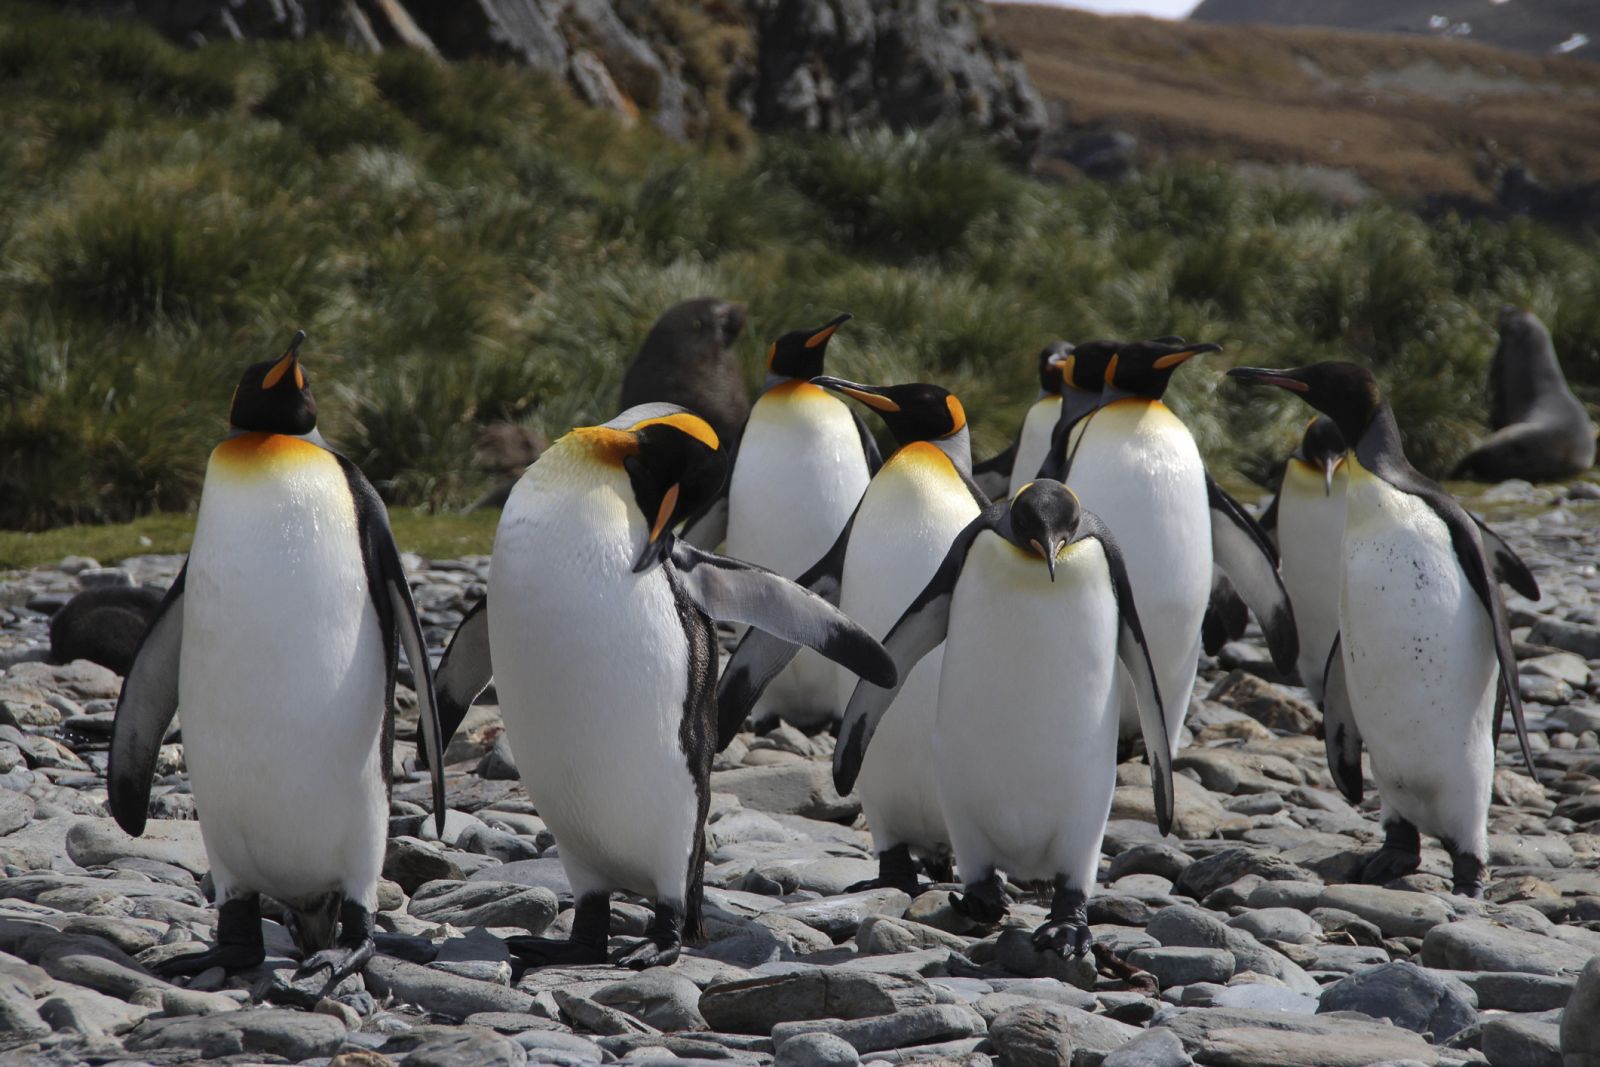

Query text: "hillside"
[994, 3, 1600, 208]
[1191, 0, 1599, 62]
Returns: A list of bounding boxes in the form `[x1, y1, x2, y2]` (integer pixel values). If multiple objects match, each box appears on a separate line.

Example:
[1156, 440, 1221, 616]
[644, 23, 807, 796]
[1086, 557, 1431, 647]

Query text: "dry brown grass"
[995, 4, 1600, 201]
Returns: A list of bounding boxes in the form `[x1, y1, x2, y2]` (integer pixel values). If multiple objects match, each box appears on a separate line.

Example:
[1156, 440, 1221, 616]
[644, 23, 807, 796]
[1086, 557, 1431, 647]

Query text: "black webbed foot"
[1031, 881, 1091, 958]
[612, 900, 683, 971]
[1445, 840, 1486, 899]
[1360, 818, 1422, 884]
[845, 844, 921, 895]
[153, 896, 265, 978]
[952, 870, 1010, 925]
[508, 892, 610, 969]
[293, 899, 375, 991]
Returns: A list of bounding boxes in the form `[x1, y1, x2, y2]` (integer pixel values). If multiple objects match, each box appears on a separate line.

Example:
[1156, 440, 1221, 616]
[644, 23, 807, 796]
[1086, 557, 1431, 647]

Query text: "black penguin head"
[615, 409, 727, 572]
[1059, 339, 1125, 395]
[1296, 415, 1348, 495]
[768, 313, 851, 380]
[229, 331, 317, 435]
[1007, 479, 1083, 582]
[1105, 338, 1221, 399]
[1227, 362, 1383, 446]
[651, 297, 747, 354]
[810, 376, 966, 448]
[1037, 342, 1074, 394]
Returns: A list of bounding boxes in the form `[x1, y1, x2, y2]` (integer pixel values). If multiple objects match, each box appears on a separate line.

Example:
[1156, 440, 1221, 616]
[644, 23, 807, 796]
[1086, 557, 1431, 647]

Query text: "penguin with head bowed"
[1255, 417, 1349, 701]
[971, 341, 1073, 500]
[719, 378, 986, 892]
[722, 313, 881, 733]
[431, 404, 894, 968]
[835, 479, 1172, 955]
[109, 331, 448, 986]
[1228, 361, 1538, 896]
[1061, 337, 1296, 755]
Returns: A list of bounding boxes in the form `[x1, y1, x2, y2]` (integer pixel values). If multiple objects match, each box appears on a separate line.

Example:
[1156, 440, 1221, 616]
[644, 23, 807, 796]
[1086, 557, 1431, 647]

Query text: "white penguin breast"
[488, 451, 700, 899]
[1279, 461, 1348, 699]
[179, 449, 387, 904]
[1009, 396, 1062, 497]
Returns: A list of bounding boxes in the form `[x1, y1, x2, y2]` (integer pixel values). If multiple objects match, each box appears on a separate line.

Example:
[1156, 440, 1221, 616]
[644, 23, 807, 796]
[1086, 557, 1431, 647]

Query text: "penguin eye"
[694, 318, 706, 332]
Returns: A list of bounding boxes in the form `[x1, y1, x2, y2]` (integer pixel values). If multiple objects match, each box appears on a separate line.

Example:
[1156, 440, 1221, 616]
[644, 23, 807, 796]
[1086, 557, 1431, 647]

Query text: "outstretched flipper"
[713, 513, 856, 748]
[429, 595, 492, 762]
[1207, 473, 1298, 674]
[1472, 515, 1539, 601]
[338, 456, 448, 836]
[107, 566, 188, 837]
[833, 511, 995, 793]
[670, 539, 894, 743]
[1321, 635, 1364, 805]
[1080, 514, 1173, 835]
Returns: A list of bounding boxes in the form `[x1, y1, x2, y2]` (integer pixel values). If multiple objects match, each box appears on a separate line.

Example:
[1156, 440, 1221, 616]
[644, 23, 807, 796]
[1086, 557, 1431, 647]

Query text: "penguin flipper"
[1207, 472, 1298, 674]
[337, 456, 449, 837]
[1321, 635, 1364, 805]
[432, 595, 493, 763]
[1081, 514, 1174, 836]
[1472, 514, 1539, 601]
[971, 436, 1017, 500]
[1258, 486, 1281, 537]
[107, 565, 187, 838]
[1201, 570, 1249, 656]
[834, 512, 992, 794]
[852, 409, 885, 476]
[713, 514, 858, 748]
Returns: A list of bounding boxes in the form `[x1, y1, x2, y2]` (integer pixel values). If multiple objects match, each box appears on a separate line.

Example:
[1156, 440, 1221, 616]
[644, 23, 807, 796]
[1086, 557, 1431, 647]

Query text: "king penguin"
[108, 332, 448, 984]
[1258, 417, 1349, 701]
[431, 405, 894, 967]
[724, 314, 880, 731]
[835, 480, 1173, 955]
[719, 378, 987, 892]
[1229, 362, 1538, 896]
[971, 342, 1072, 500]
[1064, 339, 1296, 754]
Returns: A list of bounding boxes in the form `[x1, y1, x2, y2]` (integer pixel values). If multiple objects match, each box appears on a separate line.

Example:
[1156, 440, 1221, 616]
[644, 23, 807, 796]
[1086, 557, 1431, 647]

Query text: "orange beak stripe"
[262, 351, 296, 390]
[650, 483, 680, 544]
[1153, 349, 1200, 370]
[839, 387, 900, 413]
[804, 323, 840, 349]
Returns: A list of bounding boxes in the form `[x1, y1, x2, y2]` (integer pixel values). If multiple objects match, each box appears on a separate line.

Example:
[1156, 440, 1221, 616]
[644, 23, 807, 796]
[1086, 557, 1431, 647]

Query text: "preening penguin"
[1229, 362, 1538, 896]
[724, 313, 879, 731]
[109, 332, 448, 984]
[432, 405, 894, 968]
[1063, 339, 1295, 753]
[1259, 417, 1349, 701]
[836, 480, 1172, 956]
[719, 378, 986, 892]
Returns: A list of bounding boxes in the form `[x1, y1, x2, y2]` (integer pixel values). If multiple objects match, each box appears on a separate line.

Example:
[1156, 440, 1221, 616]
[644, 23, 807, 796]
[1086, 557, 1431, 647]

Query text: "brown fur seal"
[619, 298, 750, 449]
[50, 586, 165, 675]
[1453, 307, 1595, 482]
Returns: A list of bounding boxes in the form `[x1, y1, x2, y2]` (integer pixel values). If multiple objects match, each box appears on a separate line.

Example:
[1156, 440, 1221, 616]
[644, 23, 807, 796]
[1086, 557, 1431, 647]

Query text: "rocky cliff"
[71, 0, 1047, 156]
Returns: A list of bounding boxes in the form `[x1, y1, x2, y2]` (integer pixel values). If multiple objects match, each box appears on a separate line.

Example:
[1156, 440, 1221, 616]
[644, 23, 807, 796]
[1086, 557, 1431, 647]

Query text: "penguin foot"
[1031, 919, 1092, 958]
[294, 938, 374, 988]
[1447, 844, 1486, 899]
[952, 872, 1010, 925]
[505, 936, 607, 967]
[846, 845, 921, 895]
[152, 942, 267, 978]
[613, 933, 681, 970]
[1360, 847, 1422, 884]
[153, 895, 264, 978]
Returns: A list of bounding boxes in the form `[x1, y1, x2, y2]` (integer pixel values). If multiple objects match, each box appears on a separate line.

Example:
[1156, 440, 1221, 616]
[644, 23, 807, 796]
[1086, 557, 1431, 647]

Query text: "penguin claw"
[1359, 847, 1422, 885]
[293, 938, 375, 988]
[1030, 919, 1093, 959]
[612, 936, 681, 970]
[951, 879, 1010, 926]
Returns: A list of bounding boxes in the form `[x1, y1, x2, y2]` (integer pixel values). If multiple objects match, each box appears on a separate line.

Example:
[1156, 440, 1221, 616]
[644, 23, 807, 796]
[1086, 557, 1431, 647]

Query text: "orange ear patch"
[944, 394, 967, 433]
[1104, 353, 1120, 386]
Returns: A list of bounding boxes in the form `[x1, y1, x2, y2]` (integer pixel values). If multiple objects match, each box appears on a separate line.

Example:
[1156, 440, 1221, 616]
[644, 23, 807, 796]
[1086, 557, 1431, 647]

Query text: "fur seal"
[1453, 307, 1595, 482]
[49, 586, 165, 675]
[619, 298, 750, 450]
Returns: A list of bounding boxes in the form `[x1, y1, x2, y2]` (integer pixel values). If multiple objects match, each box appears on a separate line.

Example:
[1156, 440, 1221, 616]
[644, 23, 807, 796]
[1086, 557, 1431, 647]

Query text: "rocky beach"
[1, 480, 1599, 1067]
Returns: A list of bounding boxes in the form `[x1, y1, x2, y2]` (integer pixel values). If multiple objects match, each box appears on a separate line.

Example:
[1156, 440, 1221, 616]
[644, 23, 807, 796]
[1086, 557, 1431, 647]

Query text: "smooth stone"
[698, 969, 934, 1034]
[1212, 983, 1319, 1014]
[1445, 970, 1575, 1012]
[1479, 1012, 1562, 1067]
[1227, 908, 1320, 945]
[408, 880, 558, 934]
[553, 989, 657, 1036]
[63, 818, 207, 877]
[383, 838, 465, 895]
[1317, 961, 1477, 1040]
[1108, 843, 1193, 883]
[468, 858, 574, 903]
[774, 1032, 860, 1067]
[987, 1003, 1073, 1067]
[160, 987, 242, 1018]
[123, 1007, 346, 1060]
[711, 764, 859, 821]
[1245, 882, 1325, 910]
[1148, 905, 1229, 950]
[1173, 848, 1311, 900]
[857, 915, 971, 955]
[515, 1030, 605, 1062]
[1316, 886, 1452, 938]
[0, 793, 33, 836]
[773, 888, 911, 940]
[993, 928, 1098, 989]
[381, 1023, 530, 1066]
[1101, 1027, 1193, 1067]
[1126, 947, 1236, 988]
[591, 970, 707, 1032]
[0, 974, 50, 1039]
[770, 1003, 986, 1054]
[1562, 956, 1600, 1066]
[37, 981, 155, 1035]
[466, 1011, 567, 1034]
[364, 955, 536, 1020]
[1421, 919, 1594, 976]
[1154, 1006, 1440, 1066]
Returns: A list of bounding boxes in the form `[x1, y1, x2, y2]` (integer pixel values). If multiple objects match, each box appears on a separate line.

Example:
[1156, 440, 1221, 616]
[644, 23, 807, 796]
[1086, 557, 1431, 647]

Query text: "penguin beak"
[811, 376, 900, 413]
[1030, 538, 1059, 582]
[262, 330, 308, 391]
[1321, 458, 1339, 496]
[1227, 366, 1309, 393]
[633, 483, 680, 573]
[805, 313, 852, 350]
[1151, 342, 1222, 370]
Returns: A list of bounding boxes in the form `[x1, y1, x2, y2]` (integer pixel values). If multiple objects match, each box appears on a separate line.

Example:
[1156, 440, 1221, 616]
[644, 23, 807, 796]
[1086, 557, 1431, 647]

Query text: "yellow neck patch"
[764, 379, 831, 403]
[211, 433, 326, 476]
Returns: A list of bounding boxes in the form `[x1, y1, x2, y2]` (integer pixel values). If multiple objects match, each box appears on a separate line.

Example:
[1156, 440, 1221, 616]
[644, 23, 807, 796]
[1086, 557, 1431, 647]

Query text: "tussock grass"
[1, 1, 1598, 531]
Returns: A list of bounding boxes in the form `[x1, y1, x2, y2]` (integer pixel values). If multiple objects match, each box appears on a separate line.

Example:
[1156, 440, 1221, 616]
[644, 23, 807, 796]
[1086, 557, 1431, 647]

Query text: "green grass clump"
[2, 0, 1598, 533]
